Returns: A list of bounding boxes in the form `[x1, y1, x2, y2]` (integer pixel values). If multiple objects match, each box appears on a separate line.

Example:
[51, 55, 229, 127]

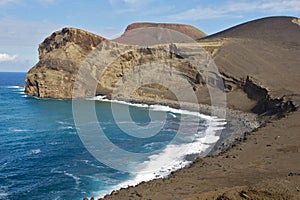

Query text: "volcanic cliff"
[25, 28, 105, 99]
[25, 17, 299, 116]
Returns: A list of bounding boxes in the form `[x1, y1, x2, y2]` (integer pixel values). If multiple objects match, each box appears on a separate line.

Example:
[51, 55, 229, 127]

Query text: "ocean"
[0, 72, 225, 199]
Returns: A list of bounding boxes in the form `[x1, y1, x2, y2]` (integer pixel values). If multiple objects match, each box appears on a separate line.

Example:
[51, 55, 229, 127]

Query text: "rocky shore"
[98, 109, 299, 200]
[112, 97, 262, 157]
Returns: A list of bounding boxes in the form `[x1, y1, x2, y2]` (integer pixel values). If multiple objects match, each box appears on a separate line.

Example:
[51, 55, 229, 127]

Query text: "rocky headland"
[25, 16, 300, 199]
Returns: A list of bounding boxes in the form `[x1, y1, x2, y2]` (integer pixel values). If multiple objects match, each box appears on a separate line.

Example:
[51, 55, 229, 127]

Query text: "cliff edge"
[25, 28, 105, 99]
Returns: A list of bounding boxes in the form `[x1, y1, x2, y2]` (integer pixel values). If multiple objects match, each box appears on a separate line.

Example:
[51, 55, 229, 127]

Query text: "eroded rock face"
[70, 41, 213, 103]
[25, 26, 214, 102]
[25, 28, 105, 99]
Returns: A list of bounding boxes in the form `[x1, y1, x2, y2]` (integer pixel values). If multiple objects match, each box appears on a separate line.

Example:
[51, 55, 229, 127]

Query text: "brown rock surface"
[123, 22, 206, 40]
[25, 28, 105, 98]
[73, 42, 209, 99]
[25, 29, 217, 105]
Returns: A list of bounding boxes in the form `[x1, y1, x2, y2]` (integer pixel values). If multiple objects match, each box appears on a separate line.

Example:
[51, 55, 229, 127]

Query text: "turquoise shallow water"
[0, 72, 215, 199]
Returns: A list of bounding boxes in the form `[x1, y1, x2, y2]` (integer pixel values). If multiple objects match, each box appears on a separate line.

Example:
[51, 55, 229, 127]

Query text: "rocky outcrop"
[25, 26, 214, 102]
[69, 41, 216, 104]
[220, 74, 297, 117]
[25, 28, 105, 98]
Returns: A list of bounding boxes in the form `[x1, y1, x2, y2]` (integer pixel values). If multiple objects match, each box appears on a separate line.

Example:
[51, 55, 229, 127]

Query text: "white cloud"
[0, 53, 17, 62]
[0, 19, 59, 71]
[0, 0, 17, 5]
[170, 0, 300, 20]
[0, 0, 58, 6]
[109, 0, 153, 9]
[123, 0, 139, 4]
[36, 0, 58, 5]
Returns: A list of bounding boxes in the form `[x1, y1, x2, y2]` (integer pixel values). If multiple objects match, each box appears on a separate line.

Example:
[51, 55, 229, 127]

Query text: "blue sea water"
[0, 72, 222, 200]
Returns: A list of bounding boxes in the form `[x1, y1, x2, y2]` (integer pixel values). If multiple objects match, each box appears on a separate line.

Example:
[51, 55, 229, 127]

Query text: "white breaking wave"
[0, 193, 8, 199]
[89, 96, 150, 108]
[4, 86, 25, 92]
[0, 186, 8, 199]
[5, 86, 23, 89]
[87, 95, 227, 198]
[31, 149, 41, 155]
[58, 126, 74, 130]
[118, 119, 224, 184]
[11, 128, 32, 133]
[51, 168, 81, 190]
[64, 171, 81, 190]
[49, 142, 62, 145]
[57, 120, 69, 125]
[95, 117, 226, 198]
[89, 95, 215, 120]
[168, 112, 177, 118]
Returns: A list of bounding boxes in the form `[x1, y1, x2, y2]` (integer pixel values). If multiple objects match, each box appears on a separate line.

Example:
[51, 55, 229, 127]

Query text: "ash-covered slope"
[198, 16, 300, 113]
[201, 16, 300, 46]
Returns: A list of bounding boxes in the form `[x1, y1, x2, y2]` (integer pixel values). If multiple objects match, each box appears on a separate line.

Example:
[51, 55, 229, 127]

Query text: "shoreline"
[82, 96, 264, 200]
[91, 96, 262, 159]
[20, 16, 300, 199]
[110, 96, 262, 156]
[96, 97, 299, 200]
[24, 92, 296, 200]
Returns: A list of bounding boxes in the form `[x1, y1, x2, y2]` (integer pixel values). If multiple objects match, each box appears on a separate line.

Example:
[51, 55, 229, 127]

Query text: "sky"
[0, 0, 299, 72]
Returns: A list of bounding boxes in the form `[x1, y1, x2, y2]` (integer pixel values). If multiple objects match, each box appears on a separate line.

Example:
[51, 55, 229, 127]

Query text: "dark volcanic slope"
[201, 16, 300, 111]
[201, 16, 300, 46]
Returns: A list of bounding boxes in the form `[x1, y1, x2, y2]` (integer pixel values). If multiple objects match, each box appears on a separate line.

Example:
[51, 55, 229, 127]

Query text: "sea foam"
[89, 95, 215, 120]
[115, 119, 225, 187]
[90, 96, 226, 198]
[31, 149, 42, 155]
[5, 86, 23, 89]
